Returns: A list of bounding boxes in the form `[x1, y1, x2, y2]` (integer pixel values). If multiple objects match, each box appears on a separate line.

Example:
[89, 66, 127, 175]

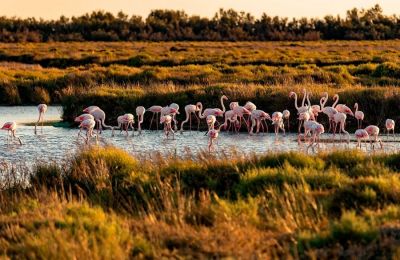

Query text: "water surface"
[0, 106, 398, 167]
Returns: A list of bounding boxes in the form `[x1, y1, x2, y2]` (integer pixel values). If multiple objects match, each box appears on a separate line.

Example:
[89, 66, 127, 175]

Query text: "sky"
[1, 0, 399, 20]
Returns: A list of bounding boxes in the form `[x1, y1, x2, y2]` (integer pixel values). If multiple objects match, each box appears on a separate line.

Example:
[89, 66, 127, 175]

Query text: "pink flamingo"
[334, 94, 354, 116]
[250, 110, 271, 135]
[180, 104, 201, 133]
[222, 110, 240, 133]
[78, 118, 97, 144]
[306, 92, 320, 121]
[354, 103, 364, 129]
[35, 103, 48, 134]
[169, 103, 180, 131]
[355, 129, 369, 149]
[206, 115, 217, 131]
[332, 112, 350, 143]
[304, 123, 324, 152]
[112, 114, 134, 137]
[147, 105, 162, 130]
[289, 89, 309, 133]
[298, 112, 314, 143]
[364, 125, 383, 149]
[1, 122, 22, 145]
[233, 106, 251, 132]
[197, 95, 228, 120]
[161, 105, 179, 132]
[136, 106, 145, 134]
[74, 113, 94, 137]
[83, 106, 100, 113]
[229, 101, 239, 110]
[160, 115, 175, 139]
[207, 124, 225, 152]
[82, 106, 113, 133]
[385, 119, 395, 140]
[244, 101, 257, 112]
[320, 93, 338, 133]
[271, 112, 285, 136]
[282, 110, 290, 132]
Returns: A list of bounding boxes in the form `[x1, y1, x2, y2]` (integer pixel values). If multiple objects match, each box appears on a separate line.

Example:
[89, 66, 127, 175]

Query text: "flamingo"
[74, 113, 94, 138]
[1, 122, 22, 145]
[233, 106, 251, 132]
[355, 129, 369, 149]
[385, 119, 395, 140]
[83, 106, 100, 113]
[78, 118, 97, 144]
[207, 124, 225, 152]
[250, 110, 271, 135]
[271, 112, 285, 137]
[364, 125, 383, 149]
[334, 94, 354, 116]
[320, 93, 338, 133]
[302, 123, 324, 152]
[306, 92, 320, 121]
[160, 115, 175, 139]
[229, 101, 239, 110]
[354, 103, 364, 129]
[180, 104, 201, 133]
[147, 105, 163, 130]
[289, 89, 309, 133]
[83, 106, 113, 133]
[161, 105, 179, 132]
[206, 115, 217, 131]
[35, 104, 47, 134]
[136, 106, 145, 134]
[169, 103, 180, 131]
[282, 110, 290, 132]
[298, 112, 314, 143]
[112, 114, 134, 137]
[244, 101, 257, 112]
[197, 95, 228, 120]
[222, 110, 240, 133]
[332, 112, 350, 144]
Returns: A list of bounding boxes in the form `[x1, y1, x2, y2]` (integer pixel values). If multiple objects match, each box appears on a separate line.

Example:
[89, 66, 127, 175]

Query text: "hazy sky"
[2, 0, 399, 19]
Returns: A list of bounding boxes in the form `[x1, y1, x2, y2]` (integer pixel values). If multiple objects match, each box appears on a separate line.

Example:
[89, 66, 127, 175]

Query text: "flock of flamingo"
[1, 90, 397, 152]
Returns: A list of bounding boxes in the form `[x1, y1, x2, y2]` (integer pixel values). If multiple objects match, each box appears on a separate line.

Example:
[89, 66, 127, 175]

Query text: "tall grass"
[2, 147, 400, 257]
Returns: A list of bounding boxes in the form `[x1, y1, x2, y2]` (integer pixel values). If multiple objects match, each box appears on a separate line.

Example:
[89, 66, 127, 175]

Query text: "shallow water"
[0, 106, 399, 167]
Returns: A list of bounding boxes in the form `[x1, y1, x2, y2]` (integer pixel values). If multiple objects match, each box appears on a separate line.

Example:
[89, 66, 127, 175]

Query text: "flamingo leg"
[149, 113, 155, 130]
[189, 114, 192, 132]
[156, 113, 159, 131]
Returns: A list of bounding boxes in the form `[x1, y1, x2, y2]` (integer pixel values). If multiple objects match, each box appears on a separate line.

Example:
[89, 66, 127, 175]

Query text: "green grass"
[2, 147, 400, 258]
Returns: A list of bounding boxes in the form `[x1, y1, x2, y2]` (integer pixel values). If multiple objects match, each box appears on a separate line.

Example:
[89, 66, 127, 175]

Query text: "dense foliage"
[0, 5, 399, 42]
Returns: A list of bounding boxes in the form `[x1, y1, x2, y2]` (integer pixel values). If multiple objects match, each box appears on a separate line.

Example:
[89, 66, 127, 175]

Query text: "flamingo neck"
[293, 93, 299, 110]
[220, 96, 226, 113]
[332, 95, 339, 107]
[301, 90, 307, 107]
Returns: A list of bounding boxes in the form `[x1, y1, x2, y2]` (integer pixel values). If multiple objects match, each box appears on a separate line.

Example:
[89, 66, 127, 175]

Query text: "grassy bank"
[1, 41, 399, 68]
[2, 147, 400, 258]
[1, 41, 400, 106]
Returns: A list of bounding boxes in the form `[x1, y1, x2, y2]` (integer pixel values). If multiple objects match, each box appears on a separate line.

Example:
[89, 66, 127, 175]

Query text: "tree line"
[0, 4, 399, 42]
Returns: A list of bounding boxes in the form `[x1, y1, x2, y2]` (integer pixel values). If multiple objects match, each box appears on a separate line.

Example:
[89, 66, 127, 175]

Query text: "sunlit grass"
[1, 147, 400, 257]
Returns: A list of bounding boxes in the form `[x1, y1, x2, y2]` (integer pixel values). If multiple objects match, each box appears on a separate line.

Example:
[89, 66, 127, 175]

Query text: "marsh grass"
[1, 147, 400, 257]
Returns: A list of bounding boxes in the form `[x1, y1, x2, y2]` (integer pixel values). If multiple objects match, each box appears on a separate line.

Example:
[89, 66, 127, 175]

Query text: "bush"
[67, 147, 140, 192]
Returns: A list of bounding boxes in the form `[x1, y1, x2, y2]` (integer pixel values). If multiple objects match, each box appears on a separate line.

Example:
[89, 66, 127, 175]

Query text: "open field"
[2, 147, 400, 258]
